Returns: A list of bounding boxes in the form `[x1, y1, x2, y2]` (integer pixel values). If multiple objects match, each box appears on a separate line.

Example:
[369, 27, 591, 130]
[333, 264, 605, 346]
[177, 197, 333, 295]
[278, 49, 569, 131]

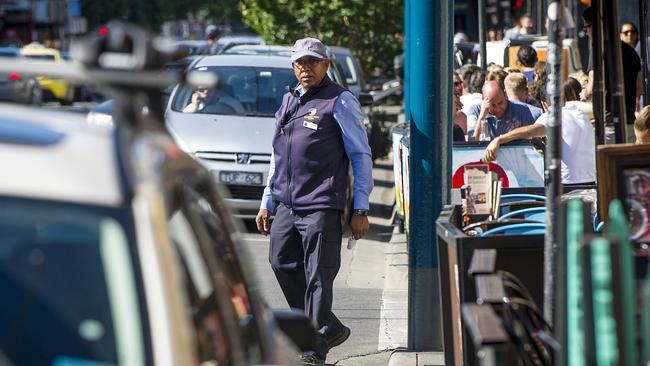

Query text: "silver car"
[165, 53, 356, 220]
[0, 101, 314, 365]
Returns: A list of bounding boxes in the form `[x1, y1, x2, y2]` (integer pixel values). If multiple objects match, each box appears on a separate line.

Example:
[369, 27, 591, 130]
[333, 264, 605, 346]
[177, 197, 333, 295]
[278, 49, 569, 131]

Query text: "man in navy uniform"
[256, 37, 373, 365]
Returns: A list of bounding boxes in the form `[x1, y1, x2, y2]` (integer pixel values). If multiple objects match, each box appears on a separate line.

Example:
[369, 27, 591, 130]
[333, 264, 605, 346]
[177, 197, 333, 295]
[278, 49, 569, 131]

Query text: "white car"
[165, 53, 359, 220]
[0, 102, 310, 365]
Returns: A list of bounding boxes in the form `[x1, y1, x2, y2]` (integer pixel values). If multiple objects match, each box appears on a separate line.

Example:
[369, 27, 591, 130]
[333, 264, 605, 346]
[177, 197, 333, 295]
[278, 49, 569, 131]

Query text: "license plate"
[218, 171, 263, 185]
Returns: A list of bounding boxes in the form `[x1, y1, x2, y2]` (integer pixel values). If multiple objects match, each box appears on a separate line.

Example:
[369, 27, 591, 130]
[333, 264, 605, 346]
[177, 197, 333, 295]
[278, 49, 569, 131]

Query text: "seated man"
[467, 79, 543, 140]
[483, 86, 596, 185]
[504, 72, 540, 108]
[634, 105, 650, 144]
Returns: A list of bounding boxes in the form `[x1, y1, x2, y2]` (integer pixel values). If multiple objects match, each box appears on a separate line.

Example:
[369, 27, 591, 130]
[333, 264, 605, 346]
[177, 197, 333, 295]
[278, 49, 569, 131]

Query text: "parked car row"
[0, 23, 317, 366]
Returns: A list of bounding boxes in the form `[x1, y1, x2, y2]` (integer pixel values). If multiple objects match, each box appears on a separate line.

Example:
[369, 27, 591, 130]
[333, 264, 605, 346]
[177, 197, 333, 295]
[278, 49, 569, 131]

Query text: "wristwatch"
[353, 209, 369, 216]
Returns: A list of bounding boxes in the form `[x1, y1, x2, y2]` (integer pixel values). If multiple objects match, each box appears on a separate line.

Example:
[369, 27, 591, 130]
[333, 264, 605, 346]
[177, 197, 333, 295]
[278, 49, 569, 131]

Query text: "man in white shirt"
[483, 103, 596, 185]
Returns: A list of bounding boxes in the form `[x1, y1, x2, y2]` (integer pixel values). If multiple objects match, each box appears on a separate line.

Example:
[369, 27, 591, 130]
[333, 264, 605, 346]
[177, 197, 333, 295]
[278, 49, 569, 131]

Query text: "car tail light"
[8, 73, 21, 81]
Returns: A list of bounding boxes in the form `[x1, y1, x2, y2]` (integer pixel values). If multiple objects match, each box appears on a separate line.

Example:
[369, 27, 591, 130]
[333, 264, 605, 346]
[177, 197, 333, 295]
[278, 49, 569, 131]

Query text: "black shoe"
[299, 353, 325, 366]
[326, 325, 351, 350]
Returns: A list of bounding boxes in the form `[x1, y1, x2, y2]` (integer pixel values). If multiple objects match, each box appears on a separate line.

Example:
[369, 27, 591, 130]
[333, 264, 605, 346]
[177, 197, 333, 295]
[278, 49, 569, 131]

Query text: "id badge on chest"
[303, 121, 318, 130]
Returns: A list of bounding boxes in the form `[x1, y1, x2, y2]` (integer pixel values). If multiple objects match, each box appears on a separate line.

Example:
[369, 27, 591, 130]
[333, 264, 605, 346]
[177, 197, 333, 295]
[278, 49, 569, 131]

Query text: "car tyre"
[29, 84, 43, 106]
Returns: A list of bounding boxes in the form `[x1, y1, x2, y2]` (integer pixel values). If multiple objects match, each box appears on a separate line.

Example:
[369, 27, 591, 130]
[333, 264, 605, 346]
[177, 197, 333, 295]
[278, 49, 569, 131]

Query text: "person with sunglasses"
[620, 22, 639, 49]
[256, 37, 373, 366]
[581, 7, 642, 142]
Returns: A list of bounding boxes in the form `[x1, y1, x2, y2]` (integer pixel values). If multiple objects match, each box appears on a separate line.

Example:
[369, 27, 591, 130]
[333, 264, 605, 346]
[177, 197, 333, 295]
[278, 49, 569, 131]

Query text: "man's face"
[635, 128, 650, 144]
[620, 24, 639, 47]
[292, 56, 329, 91]
[483, 83, 508, 118]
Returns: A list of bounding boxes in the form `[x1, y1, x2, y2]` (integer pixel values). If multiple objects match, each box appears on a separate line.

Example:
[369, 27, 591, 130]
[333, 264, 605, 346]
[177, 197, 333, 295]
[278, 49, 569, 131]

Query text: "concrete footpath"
[352, 228, 444, 366]
[332, 157, 444, 366]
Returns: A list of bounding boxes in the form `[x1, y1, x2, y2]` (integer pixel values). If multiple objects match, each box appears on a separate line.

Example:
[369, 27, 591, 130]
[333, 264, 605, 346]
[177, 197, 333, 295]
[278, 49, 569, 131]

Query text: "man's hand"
[480, 97, 490, 114]
[350, 213, 370, 240]
[483, 137, 501, 162]
[256, 209, 272, 236]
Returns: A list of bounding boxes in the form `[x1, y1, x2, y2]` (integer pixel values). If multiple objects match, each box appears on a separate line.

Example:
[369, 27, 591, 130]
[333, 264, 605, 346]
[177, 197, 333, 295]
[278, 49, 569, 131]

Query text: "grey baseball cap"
[291, 37, 328, 62]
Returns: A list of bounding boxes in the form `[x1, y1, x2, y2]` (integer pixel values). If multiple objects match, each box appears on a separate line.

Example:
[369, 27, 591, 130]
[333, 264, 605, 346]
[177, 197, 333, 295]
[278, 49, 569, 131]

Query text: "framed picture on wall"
[597, 144, 650, 242]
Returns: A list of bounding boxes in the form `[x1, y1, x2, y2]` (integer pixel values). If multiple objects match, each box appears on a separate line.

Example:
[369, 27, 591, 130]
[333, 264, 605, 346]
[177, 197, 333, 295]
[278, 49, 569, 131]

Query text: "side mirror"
[358, 92, 374, 107]
[273, 309, 318, 352]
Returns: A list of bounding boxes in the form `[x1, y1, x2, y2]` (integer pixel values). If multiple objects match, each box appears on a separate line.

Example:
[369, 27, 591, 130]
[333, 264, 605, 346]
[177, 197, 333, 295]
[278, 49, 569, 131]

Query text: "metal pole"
[592, 0, 606, 145]
[407, 0, 451, 351]
[603, 0, 629, 143]
[537, 0, 545, 36]
[544, 0, 564, 325]
[639, 0, 649, 103]
[404, 0, 411, 123]
[478, 0, 487, 68]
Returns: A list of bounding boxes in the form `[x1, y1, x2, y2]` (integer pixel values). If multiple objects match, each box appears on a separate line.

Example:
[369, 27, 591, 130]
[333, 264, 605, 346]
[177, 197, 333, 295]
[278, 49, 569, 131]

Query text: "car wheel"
[60, 86, 75, 106]
[29, 84, 43, 106]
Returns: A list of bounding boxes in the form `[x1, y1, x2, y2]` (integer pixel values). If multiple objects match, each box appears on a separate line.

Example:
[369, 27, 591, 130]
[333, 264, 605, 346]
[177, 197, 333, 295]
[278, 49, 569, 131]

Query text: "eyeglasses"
[293, 57, 324, 68]
[621, 30, 638, 35]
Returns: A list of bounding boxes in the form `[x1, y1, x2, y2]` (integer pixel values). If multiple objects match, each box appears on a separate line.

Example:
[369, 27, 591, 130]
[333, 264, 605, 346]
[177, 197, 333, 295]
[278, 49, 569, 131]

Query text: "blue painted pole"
[404, 0, 410, 122]
[407, 0, 452, 351]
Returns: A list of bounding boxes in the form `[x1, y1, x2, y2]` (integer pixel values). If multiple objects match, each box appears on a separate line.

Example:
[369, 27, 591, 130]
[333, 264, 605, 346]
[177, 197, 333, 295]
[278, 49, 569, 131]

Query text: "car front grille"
[226, 185, 265, 200]
[196, 151, 271, 164]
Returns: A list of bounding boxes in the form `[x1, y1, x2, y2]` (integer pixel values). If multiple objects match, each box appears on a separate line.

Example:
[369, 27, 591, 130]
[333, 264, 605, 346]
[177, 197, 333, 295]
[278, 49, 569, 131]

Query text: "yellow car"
[20, 43, 74, 105]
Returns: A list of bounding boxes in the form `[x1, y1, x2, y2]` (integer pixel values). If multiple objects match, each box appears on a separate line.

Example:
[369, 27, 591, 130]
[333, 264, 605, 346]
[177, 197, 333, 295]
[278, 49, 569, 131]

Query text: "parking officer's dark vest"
[271, 76, 349, 211]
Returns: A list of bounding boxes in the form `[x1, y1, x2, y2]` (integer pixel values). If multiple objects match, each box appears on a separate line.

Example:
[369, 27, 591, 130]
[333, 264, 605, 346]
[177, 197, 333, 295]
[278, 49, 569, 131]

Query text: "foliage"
[239, 0, 403, 77]
[81, 0, 237, 31]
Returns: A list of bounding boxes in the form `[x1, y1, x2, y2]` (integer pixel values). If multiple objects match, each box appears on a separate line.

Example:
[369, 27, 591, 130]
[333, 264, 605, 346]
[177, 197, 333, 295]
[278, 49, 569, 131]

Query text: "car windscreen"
[23, 54, 56, 61]
[171, 66, 297, 117]
[0, 198, 146, 366]
[336, 55, 358, 85]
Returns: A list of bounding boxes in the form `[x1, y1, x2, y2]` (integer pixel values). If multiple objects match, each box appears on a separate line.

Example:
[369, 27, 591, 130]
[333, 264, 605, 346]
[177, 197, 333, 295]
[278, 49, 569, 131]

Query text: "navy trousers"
[269, 204, 344, 358]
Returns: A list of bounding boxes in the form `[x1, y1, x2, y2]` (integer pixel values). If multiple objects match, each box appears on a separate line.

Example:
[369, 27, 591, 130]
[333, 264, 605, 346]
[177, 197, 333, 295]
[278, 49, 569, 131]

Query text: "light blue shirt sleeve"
[260, 150, 277, 212]
[333, 91, 374, 210]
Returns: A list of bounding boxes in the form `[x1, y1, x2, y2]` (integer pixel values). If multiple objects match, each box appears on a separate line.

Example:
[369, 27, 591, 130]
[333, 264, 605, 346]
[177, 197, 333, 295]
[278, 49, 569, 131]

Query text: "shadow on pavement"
[364, 222, 394, 242]
[370, 202, 393, 220]
[373, 178, 393, 188]
[373, 161, 393, 170]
